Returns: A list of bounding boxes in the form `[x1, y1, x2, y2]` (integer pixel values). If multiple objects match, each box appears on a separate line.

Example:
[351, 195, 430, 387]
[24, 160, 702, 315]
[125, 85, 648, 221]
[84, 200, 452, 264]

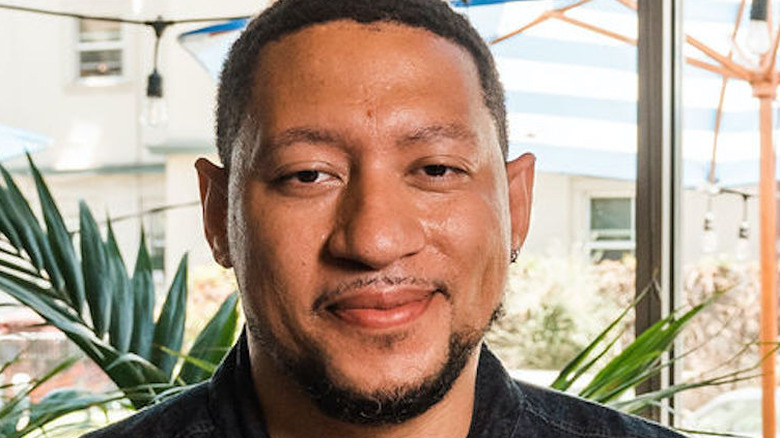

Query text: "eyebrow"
[398, 123, 477, 147]
[262, 123, 476, 153]
[266, 127, 344, 150]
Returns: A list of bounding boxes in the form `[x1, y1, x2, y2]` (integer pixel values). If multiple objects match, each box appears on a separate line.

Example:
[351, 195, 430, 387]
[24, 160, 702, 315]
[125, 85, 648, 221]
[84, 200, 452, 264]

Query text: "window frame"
[74, 18, 127, 86]
[587, 195, 636, 262]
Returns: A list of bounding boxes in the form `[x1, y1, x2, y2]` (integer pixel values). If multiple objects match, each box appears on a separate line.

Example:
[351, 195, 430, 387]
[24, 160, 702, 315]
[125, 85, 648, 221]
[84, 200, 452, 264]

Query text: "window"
[588, 197, 635, 262]
[76, 19, 124, 82]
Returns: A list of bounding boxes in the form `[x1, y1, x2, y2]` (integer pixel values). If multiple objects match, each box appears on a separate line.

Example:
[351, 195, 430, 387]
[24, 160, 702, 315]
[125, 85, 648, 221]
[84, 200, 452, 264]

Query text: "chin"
[328, 343, 450, 395]
[283, 329, 481, 425]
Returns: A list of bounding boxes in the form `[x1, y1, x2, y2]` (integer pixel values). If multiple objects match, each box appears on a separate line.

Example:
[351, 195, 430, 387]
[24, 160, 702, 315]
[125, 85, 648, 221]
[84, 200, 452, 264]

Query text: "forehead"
[236, 20, 497, 167]
[250, 20, 485, 115]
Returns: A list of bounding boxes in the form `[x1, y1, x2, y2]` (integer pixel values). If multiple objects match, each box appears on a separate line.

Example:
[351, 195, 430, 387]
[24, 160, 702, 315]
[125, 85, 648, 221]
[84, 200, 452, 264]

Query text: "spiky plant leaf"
[151, 255, 188, 378]
[28, 153, 85, 315]
[0, 165, 65, 294]
[179, 292, 239, 384]
[106, 220, 134, 353]
[0, 186, 24, 251]
[130, 230, 155, 359]
[79, 201, 112, 338]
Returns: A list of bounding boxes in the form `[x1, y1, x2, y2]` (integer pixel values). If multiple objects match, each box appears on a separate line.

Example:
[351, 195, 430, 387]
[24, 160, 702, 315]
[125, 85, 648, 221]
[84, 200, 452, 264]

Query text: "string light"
[736, 193, 751, 260]
[140, 18, 170, 129]
[0, 3, 248, 130]
[701, 186, 719, 254]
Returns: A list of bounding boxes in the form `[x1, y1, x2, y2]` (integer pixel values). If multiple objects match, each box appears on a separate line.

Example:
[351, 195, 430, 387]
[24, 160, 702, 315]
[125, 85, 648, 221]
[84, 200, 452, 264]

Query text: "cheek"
[230, 189, 328, 337]
[429, 189, 510, 313]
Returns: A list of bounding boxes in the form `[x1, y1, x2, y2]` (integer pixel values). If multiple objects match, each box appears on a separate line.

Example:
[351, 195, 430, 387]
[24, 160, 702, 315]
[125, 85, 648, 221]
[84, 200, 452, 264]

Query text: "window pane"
[590, 198, 631, 231]
[679, 0, 767, 432]
[465, 1, 639, 393]
[591, 248, 633, 263]
[79, 20, 121, 43]
[79, 50, 122, 77]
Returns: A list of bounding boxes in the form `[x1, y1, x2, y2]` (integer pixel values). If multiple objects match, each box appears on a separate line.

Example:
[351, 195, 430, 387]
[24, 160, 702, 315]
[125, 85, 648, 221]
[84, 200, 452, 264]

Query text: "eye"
[423, 164, 449, 177]
[420, 164, 466, 179]
[276, 169, 335, 185]
[410, 161, 470, 191]
[293, 170, 322, 183]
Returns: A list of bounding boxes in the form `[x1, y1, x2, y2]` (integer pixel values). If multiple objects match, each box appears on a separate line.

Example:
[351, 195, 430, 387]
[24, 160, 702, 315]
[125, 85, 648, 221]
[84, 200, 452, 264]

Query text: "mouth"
[322, 287, 442, 330]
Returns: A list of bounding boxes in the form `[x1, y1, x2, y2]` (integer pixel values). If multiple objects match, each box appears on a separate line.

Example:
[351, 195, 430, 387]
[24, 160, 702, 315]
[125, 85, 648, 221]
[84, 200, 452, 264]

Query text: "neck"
[248, 341, 480, 438]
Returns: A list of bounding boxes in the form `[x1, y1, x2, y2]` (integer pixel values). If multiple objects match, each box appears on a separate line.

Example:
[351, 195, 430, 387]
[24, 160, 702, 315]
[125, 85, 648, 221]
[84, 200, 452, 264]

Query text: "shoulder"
[82, 383, 217, 438]
[509, 380, 686, 438]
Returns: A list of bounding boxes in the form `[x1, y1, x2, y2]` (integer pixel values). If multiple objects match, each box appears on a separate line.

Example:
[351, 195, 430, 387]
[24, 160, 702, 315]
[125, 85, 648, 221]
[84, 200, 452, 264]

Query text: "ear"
[506, 153, 535, 250]
[195, 158, 232, 268]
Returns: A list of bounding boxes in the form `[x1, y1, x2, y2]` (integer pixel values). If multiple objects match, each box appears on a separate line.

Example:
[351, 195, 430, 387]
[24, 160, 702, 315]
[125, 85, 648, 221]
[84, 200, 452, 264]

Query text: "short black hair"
[216, 0, 507, 170]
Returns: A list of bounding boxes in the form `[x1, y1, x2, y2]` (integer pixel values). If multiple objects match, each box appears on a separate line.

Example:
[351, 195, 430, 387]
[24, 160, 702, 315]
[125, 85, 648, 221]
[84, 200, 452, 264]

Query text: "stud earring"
[510, 249, 519, 264]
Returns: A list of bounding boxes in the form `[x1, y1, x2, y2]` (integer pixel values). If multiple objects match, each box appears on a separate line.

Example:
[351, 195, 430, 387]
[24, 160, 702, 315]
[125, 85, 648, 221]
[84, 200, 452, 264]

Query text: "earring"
[510, 249, 519, 264]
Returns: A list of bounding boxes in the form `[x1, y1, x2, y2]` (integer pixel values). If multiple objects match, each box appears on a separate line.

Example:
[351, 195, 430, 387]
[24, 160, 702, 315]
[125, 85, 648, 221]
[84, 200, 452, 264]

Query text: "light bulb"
[746, 19, 771, 56]
[736, 221, 750, 260]
[141, 96, 168, 128]
[702, 212, 718, 254]
[140, 69, 169, 128]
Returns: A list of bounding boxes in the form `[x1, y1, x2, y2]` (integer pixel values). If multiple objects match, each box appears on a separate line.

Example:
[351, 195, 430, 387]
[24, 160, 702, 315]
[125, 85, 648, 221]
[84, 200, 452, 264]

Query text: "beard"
[246, 307, 500, 426]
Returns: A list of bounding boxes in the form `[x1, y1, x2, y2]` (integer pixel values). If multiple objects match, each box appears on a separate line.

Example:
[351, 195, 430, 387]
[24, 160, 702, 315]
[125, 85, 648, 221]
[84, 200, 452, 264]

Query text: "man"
[87, 0, 684, 437]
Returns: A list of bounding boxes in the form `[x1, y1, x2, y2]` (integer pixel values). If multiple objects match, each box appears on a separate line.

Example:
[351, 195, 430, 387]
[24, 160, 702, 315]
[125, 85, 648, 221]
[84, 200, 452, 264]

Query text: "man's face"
[199, 20, 534, 423]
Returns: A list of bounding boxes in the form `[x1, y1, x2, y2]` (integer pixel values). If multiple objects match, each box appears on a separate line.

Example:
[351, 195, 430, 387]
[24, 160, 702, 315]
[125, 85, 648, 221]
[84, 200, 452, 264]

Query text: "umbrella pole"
[757, 88, 777, 438]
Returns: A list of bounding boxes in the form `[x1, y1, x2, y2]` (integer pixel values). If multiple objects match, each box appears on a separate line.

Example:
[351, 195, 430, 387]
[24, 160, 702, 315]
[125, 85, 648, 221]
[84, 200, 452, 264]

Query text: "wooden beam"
[686, 35, 753, 80]
[614, 0, 638, 11]
[491, 0, 592, 45]
[685, 58, 745, 79]
[708, 0, 745, 185]
[559, 0, 594, 13]
[757, 92, 778, 438]
[491, 12, 551, 45]
[553, 12, 637, 45]
[761, 7, 780, 75]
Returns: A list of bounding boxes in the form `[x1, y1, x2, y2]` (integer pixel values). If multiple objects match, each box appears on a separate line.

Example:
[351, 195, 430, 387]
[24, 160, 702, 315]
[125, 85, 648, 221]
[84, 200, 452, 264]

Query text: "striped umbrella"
[0, 124, 51, 162]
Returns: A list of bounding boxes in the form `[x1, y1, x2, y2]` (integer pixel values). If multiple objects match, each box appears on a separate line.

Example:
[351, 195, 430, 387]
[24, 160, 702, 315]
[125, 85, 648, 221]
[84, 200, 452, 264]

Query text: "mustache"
[312, 276, 450, 311]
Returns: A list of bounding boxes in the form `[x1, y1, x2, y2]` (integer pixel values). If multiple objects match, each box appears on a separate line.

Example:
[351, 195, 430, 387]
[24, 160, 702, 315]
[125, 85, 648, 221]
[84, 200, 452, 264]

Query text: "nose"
[326, 172, 425, 270]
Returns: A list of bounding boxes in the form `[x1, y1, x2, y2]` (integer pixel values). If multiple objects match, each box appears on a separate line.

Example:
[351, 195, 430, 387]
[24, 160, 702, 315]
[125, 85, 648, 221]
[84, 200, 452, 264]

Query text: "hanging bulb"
[736, 194, 751, 261]
[736, 221, 750, 261]
[141, 69, 168, 128]
[746, 0, 770, 56]
[746, 19, 771, 56]
[702, 211, 718, 254]
[746, 0, 771, 56]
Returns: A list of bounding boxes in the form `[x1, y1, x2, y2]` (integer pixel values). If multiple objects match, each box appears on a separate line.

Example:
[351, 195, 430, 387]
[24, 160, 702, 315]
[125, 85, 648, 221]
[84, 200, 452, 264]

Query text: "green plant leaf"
[0, 254, 42, 278]
[179, 292, 239, 384]
[130, 229, 155, 360]
[151, 255, 188, 378]
[0, 270, 108, 361]
[106, 219, 133, 353]
[0, 356, 78, 422]
[0, 356, 126, 438]
[13, 389, 124, 438]
[162, 346, 218, 375]
[28, 153, 86, 315]
[579, 298, 712, 402]
[0, 186, 24, 252]
[552, 283, 652, 391]
[80, 201, 112, 338]
[0, 164, 65, 295]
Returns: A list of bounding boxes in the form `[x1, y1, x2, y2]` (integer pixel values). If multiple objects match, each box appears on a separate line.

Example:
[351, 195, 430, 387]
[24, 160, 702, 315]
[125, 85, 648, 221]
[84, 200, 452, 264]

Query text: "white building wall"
[1, 0, 266, 277]
[521, 172, 760, 265]
[522, 172, 573, 256]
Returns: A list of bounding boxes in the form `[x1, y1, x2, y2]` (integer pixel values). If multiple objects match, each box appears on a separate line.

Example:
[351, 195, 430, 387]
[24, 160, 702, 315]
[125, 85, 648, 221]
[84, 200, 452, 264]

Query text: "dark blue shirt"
[84, 334, 685, 438]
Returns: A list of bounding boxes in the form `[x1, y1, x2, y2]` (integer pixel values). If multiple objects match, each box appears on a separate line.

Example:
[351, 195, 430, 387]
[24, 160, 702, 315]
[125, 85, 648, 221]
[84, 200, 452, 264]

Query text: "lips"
[324, 288, 438, 330]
